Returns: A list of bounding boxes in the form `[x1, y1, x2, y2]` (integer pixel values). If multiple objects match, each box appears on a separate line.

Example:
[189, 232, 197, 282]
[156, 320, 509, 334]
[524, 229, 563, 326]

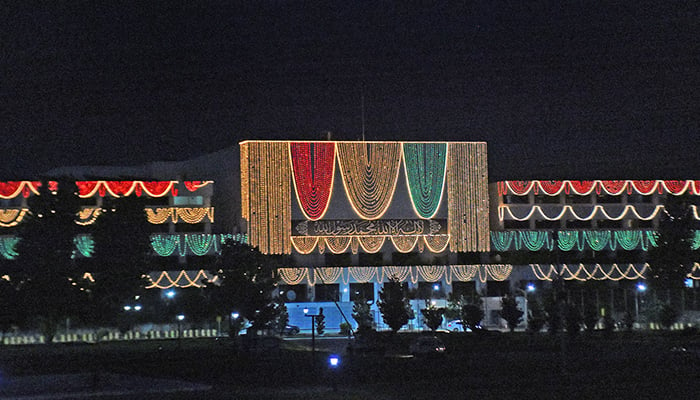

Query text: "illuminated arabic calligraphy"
[294, 219, 445, 236]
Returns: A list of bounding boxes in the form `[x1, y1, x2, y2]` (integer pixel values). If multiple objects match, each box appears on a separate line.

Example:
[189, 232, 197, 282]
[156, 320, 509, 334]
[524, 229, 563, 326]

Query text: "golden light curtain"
[447, 142, 489, 252]
[244, 142, 291, 254]
[336, 142, 402, 219]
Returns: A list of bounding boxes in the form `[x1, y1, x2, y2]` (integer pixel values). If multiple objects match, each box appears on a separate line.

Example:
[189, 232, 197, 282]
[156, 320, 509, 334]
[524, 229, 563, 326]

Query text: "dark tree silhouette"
[420, 301, 445, 332]
[14, 180, 85, 342]
[500, 294, 523, 332]
[207, 239, 283, 333]
[648, 196, 697, 306]
[84, 196, 152, 330]
[378, 276, 411, 333]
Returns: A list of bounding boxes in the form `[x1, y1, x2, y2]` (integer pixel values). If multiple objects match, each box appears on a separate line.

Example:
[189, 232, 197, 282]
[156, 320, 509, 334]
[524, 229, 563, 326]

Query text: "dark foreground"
[0, 330, 698, 399]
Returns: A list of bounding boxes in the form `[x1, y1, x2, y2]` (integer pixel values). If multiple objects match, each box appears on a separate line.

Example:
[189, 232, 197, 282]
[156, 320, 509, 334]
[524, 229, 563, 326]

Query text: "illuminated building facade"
[242, 142, 700, 330]
[3, 143, 699, 331]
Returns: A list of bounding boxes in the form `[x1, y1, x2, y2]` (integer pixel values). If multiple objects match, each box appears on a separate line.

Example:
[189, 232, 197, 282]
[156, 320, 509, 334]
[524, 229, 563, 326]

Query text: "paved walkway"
[0, 373, 211, 399]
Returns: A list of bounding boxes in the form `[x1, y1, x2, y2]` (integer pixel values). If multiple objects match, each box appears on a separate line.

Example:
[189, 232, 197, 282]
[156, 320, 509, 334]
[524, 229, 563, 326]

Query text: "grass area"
[0, 330, 697, 399]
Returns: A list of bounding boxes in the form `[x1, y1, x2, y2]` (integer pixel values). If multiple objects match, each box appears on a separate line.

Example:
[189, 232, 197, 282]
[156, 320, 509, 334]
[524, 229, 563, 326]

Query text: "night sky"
[2, 1, 698, 180]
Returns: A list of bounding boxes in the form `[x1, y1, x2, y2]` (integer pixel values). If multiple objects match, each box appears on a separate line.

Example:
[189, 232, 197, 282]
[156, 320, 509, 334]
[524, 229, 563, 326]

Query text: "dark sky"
[2, 1, 698, 180]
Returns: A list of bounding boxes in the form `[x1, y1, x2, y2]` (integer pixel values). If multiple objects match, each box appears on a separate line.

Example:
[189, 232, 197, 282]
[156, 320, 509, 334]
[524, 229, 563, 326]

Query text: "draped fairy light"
[290, 237, 319, 254]
[312, 267, 343, 285]
[447, 142, 489, 252]
[0, 181, 41, 199]
[358, 236, 386, 253]
[76, 208, 102, 226]
[530, 263, 649, 281]
[289, 142, 336, 220]
[499, 180, 700, 196]
[241, 141, 292, 254]
[145, 270, 214, 289]
[349, 266, 378, 283]
[402, 142, 447, 219]
[336, 142, 402, 220]
[423, 235, 450, 253]
[0, 236, 20, 260]
[484, 265, 512, 281]
[499, 204, 667, 221]
[448, 265, 479, 283]
[390, 236, 419, 253]
[381, 266, 411, 282]
[149, 233, 247, 257]
[145, 207, 214, 224]
[416, 265, 446, 282]
[519, 231, 554, 251]
[76, 181, 179, 198]
[73, 235, 94, 258]
[324, 236, 352, 254]
[278, 268, 309, 285]
[0, 209, 28, 227]
[491, 230, 658, 252]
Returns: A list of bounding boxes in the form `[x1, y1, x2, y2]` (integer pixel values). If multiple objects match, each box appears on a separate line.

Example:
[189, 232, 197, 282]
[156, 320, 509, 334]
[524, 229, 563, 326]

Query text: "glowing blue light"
[637, 283, 647, 292]
[526, 283, 536, 292]
[134, 305, 142, 311]
[165, 290, 176, 299]
[328, 354, 340, 368]
[123, 305, 132, 311]
[177, 314, 185, 321]
[433, 284, 440, 291]
[685, 278, 693, 288]
[231, 312, 239, 319]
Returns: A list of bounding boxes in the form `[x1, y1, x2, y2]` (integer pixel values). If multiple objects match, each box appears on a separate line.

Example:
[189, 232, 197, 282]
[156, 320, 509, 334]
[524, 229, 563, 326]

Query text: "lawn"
[0, 330, 697, 399]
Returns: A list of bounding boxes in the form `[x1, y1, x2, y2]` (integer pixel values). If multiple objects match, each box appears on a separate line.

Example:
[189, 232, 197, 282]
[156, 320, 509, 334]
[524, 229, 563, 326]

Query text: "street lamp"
[176, 314, 185, 345]
[635, 282, 647, 320]
[304, 307, 318, 364]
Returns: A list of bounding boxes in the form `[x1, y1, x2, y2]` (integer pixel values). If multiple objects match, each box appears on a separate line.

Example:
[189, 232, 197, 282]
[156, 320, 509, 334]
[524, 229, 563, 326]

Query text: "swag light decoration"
[0, 180, 211, 199]
[0, 208, 29, 227]
[499, 204, 668, 221]
[498, 180, 700, 196]
[290, 142, 336, 220]
[277, 264, 514, 285]
[402, 142, 447, 219]
[241, 141, 490, 255]
[336, 142, 402, 220]
[490, 230, 675, 252]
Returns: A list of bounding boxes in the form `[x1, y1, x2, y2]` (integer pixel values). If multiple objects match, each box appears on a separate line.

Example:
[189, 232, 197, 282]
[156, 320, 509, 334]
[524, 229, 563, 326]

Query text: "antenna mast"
[361, 89, 365, 141]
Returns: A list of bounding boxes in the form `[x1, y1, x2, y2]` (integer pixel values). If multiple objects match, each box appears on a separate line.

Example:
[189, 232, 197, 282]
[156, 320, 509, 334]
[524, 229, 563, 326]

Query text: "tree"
[377, 276, 411, 333]
[315, 307, 325, 335]
[14, 180, 85, 342]
[647, 196, 696, 306]
[351, 297, 374, 334]
[207, 239, 282, 334]
[420, 300, 445, 332]
[582, 302, 599, 333]
[84, 196, 152, 330]
[527, 299, 546, 333]
[500, 294, 523, 332]
[461, 303, 484, 331]
[658, 303, 679, 329]
[564, 304, 582, 337]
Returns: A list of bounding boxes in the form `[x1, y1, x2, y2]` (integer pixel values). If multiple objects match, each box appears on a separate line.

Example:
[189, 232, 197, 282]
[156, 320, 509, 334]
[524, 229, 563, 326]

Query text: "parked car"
[409, 336, 446, 356]
[446, 320, 473, 332]
[282, 325, 300, 336]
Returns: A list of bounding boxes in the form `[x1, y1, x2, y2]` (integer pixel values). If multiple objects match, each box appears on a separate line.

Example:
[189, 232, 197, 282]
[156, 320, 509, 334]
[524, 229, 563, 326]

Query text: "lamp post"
[635, 282, 647, 321]
[515, 283, 535, 330]
[176, 314, 185, 347]
[304, 307, 318, 365]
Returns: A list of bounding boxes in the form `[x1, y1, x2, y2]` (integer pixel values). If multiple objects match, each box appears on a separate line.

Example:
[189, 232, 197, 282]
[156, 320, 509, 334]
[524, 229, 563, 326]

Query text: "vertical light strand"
[447, 142, 489, 252]
[240, 142, 249, 221]
[247, 142, 291, 254]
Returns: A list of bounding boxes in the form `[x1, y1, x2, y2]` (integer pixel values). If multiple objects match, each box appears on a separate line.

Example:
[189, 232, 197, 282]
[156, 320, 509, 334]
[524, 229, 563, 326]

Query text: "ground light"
[327, 354, 340, 391]
[328, 354, 340, 368]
